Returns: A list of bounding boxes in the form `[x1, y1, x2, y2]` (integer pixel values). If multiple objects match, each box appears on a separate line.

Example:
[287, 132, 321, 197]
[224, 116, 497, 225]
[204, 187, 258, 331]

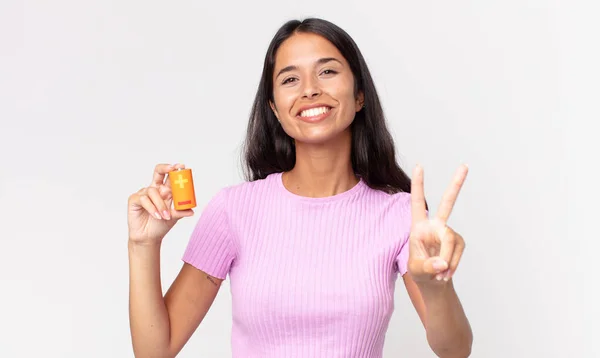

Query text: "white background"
[1, 0, 597, 357]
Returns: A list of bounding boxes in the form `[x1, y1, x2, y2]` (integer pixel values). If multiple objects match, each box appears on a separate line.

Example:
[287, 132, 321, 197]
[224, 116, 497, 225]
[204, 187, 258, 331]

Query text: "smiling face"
[270, 32, 364, 144]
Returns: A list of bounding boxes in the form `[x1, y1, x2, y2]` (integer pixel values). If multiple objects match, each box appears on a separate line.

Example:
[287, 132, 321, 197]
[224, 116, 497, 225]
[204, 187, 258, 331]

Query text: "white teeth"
[299, 106, 330, 118]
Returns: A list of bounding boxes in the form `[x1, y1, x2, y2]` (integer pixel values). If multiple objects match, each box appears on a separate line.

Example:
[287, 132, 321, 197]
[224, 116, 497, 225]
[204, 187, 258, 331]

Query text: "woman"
[128, 18, 473, 358]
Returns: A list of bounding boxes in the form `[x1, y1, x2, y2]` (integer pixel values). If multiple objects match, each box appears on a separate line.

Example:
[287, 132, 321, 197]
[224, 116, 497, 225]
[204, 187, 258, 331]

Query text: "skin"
[408, 164, 473, 357]
[127, 32, 472, 358]
[269, 32, 364, 198]
[128, 163, 223, 358]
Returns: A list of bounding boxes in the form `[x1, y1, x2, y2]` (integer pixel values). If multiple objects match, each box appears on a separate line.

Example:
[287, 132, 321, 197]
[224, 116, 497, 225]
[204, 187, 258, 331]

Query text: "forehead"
[274, 32, 347, 68]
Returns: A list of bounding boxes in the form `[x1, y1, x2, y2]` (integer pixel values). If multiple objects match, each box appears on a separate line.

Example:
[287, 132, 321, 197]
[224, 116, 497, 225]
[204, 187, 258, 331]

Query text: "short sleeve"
[394, 193, 413, 276]
[395, 236, 410, 276]
[182, 188, 236, 280]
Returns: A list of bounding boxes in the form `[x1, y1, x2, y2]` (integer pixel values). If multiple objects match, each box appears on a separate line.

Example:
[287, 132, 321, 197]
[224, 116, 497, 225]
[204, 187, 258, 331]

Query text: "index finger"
[150, 163, 185, 187]
[411, 164, 428, 223]
[436, 164, 469, 223]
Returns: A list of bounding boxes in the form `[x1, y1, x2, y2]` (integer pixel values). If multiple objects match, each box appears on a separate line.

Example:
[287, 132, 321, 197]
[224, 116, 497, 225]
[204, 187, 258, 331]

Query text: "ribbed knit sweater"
[182, 172, 413, 357]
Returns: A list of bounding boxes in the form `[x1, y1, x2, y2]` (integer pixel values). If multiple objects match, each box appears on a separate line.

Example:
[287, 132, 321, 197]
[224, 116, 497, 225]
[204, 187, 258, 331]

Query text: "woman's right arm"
[127, 163, 222, 358]
[128, 242, 222, 358]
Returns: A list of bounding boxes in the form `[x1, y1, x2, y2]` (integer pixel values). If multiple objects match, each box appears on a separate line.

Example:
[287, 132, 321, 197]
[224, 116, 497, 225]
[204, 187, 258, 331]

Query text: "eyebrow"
[275, 57, 343, 79]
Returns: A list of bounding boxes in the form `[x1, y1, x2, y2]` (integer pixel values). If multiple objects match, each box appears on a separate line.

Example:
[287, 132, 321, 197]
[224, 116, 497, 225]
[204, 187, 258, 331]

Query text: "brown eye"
[321, 69, 337, 76]
[282, 77, 297, 85]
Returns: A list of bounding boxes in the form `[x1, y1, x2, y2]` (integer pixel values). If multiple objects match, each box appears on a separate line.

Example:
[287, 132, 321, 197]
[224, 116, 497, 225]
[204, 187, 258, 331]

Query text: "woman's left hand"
[407, 164, 469, 284]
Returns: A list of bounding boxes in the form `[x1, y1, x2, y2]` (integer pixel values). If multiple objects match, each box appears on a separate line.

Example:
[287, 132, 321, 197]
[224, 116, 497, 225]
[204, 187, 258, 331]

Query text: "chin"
[295, 136, 334, 145]
[290, 127, 352, 146]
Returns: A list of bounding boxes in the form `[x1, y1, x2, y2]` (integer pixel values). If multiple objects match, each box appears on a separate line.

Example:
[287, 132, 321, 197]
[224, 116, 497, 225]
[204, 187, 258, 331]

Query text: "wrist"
[416, 278, 453, 297]
[128, 239, 162, 254]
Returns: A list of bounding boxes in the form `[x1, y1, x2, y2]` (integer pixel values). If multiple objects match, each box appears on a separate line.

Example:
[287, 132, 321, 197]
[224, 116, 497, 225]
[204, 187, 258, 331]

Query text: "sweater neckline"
[273, 172, 366, 204]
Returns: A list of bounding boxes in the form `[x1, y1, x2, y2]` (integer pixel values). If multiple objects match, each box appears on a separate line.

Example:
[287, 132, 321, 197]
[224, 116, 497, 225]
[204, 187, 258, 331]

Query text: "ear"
[269, 100, 280, 120]
[355, 91, 365, 112]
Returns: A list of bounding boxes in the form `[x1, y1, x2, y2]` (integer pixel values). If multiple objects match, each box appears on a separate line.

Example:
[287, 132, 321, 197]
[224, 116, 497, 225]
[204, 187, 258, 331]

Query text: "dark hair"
[242, 18, 412, 194]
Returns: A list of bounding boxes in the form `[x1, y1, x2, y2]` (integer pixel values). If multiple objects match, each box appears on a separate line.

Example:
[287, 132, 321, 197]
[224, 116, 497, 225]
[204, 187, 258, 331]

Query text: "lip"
[295, 104, 333, 123]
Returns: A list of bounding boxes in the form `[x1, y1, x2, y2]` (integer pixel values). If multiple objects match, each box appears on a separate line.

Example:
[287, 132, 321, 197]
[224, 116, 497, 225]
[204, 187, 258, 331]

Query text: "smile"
[296, 106, 333, 123]
[299, 106, 331, 118]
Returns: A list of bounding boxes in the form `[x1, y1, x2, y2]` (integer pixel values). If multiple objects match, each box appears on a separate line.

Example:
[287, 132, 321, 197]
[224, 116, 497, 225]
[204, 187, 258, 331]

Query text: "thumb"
[170, 207, 195, 221]
[422, 257, 448, 275]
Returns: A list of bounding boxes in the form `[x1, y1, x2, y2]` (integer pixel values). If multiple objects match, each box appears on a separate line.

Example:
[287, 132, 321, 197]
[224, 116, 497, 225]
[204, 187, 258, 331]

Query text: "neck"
[283, 130, 358, 198]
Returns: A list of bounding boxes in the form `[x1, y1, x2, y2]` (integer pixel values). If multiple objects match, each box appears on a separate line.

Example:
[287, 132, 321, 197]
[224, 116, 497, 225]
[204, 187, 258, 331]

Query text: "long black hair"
[242, 18, 412, 194]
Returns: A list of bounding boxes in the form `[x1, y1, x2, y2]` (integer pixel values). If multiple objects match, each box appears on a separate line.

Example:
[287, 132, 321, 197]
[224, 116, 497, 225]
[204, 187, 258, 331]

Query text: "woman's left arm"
[403, 164, 473, 358]
[404, 272, 473, 358]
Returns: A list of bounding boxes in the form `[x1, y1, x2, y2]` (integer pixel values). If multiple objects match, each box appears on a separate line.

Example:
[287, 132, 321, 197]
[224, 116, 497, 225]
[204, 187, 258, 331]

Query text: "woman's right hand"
[127, 163, 195, 245]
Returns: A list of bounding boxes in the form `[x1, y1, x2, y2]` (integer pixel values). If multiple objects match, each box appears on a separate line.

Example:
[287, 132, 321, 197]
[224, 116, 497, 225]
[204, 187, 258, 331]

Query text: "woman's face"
[270, 32, 364, 144]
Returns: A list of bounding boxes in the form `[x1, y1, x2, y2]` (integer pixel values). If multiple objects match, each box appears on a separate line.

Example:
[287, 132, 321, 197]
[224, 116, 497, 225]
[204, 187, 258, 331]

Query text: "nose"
[301, 77, 321, 99]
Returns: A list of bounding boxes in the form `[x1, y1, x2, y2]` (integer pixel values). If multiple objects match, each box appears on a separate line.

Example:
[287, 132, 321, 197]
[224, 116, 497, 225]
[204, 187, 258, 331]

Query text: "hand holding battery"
[127, 163, 197, 244]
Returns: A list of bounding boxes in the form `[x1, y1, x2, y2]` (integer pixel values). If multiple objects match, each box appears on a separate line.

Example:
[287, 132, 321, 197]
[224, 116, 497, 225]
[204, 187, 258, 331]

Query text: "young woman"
[128, 18, 473, 358]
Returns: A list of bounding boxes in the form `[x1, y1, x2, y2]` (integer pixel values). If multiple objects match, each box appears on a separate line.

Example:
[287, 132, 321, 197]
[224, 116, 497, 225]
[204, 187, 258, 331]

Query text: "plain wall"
[1, 0, 597, 357]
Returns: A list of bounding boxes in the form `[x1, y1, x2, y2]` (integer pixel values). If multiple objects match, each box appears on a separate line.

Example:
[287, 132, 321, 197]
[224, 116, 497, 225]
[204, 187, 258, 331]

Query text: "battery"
[168, 168, 197, 210]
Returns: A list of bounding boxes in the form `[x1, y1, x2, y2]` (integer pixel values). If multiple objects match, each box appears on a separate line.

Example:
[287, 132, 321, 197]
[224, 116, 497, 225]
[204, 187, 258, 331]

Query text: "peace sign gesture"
[407, 164, 469, 283]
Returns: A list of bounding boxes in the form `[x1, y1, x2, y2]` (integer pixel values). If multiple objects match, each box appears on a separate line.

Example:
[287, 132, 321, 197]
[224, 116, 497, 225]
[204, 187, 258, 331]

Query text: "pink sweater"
[182, 172, 413, 357]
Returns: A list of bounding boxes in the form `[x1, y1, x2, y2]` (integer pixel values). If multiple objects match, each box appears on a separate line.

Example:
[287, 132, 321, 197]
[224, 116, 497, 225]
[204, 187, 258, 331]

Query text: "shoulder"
[226, 172, 279, 194]
[360, 186, 413, 232]
[208, 172, 281, 205]
[390, 190, 412, 210]
[363, 184, 412, 211]
[193, 174, 281, 229]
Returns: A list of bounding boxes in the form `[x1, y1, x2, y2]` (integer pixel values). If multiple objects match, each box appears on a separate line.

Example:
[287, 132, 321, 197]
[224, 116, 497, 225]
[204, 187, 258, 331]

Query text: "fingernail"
[443, 269, 454, 281]
[432, 260, 447, 271]
[436, 274, 443, 281]
[154, 212, 162, 220]
[163, 210, 171, 220]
